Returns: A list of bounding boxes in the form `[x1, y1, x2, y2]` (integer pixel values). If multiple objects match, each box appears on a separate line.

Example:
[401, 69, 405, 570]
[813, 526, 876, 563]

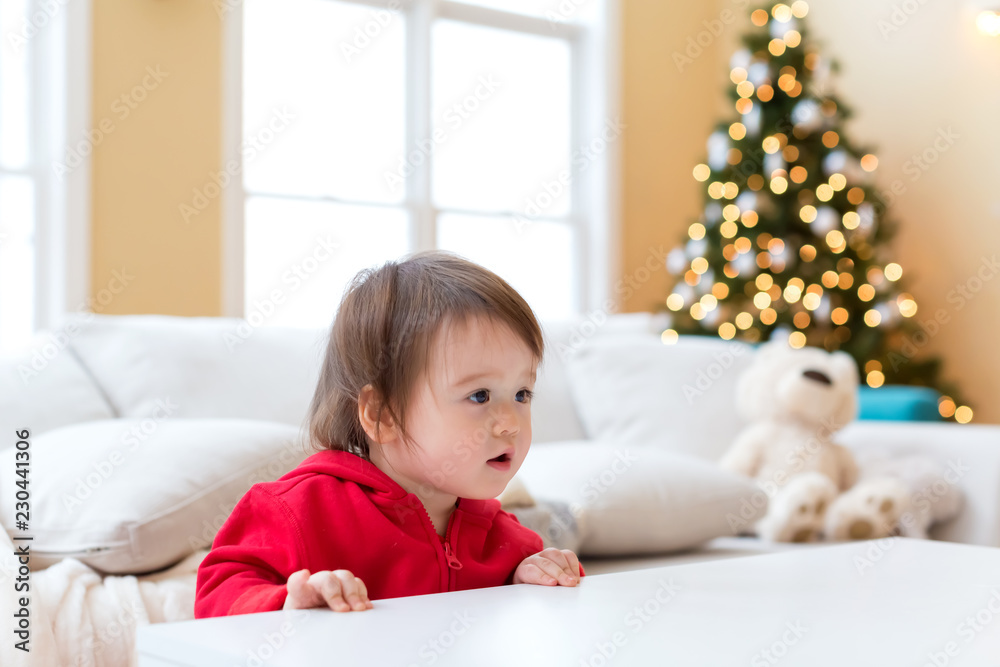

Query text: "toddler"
[195, 251, 581, 617]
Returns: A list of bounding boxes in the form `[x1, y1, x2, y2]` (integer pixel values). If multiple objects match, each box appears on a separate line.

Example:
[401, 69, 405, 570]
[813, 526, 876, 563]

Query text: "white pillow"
[563, 336, 756, 461]
[0, 330, 114, 439]
[66, 314, 327, 427]
[516, 441, 765, 556]
[533, 315, 664, 445]
[0, 419, 310, 574]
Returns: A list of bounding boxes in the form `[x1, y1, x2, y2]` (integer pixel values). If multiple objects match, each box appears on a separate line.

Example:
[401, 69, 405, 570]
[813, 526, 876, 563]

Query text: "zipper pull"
[443, 541, 463, 570]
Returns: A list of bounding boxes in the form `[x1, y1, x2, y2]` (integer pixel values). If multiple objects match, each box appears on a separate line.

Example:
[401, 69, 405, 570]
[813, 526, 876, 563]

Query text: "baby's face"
[388, 315, 537, 502]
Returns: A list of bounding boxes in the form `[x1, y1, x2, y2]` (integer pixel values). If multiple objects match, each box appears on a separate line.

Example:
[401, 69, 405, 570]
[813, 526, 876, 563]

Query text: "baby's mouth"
[488, 453, 511, 464]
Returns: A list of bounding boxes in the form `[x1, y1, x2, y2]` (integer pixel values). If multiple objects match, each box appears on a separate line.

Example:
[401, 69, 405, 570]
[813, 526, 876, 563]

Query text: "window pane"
[0, 175, 35, 354]
[456, 0, 597, 22]
[432, 20, 572, 216]
[0, 0, 31, 168]
[243, 0, 405, 203]
[245, 196, 409, 328]
[438, 212, 574, 320]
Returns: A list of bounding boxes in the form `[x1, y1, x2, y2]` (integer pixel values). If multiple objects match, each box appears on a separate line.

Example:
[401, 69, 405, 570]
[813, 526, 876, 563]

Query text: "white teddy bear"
[720, 340, 861, 542]
[720, 340, 964, 543]
[824, 452, 964, 541]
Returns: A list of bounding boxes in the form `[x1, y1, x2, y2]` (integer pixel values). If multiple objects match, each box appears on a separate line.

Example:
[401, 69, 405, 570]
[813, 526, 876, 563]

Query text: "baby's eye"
[469, 389, 490, 404]
[516, 389, 534, 403]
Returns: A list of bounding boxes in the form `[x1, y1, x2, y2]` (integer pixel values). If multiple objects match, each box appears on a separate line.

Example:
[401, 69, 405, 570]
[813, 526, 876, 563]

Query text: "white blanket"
[0, 527, 205, 667]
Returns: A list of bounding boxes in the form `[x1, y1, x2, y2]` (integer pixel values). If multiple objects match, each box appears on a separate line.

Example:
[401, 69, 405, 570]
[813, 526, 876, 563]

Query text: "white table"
[138, 538, 1000, 666]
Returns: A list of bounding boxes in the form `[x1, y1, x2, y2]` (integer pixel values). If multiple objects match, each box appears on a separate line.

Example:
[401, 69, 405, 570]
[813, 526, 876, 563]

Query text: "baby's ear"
[358, 384, 400, 444]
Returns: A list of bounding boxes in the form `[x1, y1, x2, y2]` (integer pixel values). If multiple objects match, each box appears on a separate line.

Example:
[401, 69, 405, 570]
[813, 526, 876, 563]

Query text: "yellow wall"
[620, 0, 730, 312]
[90, 0, 1000, 421]
[621, 0, 1000, 422]
[91, 0, 222, 316]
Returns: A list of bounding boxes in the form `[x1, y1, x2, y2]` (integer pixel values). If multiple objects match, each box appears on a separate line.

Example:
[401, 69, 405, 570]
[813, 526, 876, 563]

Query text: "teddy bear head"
[736, 340, 859, 428]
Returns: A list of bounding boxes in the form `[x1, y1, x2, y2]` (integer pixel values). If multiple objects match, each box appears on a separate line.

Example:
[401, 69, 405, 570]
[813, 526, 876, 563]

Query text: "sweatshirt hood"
[279, 449, 407, 498]
[276, 450, 501, 521]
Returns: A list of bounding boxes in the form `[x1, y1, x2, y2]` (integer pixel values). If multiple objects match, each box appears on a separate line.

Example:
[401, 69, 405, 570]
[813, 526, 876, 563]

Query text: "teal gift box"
[857, 385, 942, 422]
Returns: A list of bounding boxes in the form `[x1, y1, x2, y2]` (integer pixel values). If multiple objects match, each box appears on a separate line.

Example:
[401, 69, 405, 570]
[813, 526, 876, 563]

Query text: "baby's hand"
[512, 548, 581, 587]
[283, 569, 373, 612]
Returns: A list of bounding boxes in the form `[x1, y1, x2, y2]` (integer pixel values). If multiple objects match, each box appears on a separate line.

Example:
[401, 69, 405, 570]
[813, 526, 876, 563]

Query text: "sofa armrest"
[838, 421, 1000, 548]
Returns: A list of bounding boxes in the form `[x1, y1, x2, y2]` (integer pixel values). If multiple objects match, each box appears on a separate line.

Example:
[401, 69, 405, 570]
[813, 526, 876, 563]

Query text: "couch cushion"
[515, 440, 766, 556]
[0, 327, 114, 438]
[564, 336, 755, 460]
[0, 418, 309, 574]
[67, 315, 326, 426]
[839, 421, 1000, 548]
[533, 314, 662, 445]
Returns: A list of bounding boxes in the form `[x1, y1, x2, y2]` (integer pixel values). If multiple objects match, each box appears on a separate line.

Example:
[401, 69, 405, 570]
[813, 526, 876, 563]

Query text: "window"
[227, 0, 618, 327]
[0, 0, 90, 355]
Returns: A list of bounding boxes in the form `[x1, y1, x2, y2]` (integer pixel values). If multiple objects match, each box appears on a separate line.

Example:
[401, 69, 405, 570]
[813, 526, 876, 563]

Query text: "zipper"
[414, 496, 463, 589]
[442, 538, 463, 570]
[442, 509, 463, 570]
[32, 546, 113, 556]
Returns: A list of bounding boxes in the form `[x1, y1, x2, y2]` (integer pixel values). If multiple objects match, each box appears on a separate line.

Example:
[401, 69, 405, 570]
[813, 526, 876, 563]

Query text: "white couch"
[3, 312, 999, 570]
[4, 312, 1000, 666]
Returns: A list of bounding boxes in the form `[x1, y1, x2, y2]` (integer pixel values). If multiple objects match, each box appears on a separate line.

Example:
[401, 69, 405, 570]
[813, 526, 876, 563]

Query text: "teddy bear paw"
[825, 477, 911, 541]
[755, 472, 838, 543]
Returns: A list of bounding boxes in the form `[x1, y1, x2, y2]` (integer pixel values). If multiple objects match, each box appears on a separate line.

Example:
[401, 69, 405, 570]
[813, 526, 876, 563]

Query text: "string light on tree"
[658, 0, 970, 421]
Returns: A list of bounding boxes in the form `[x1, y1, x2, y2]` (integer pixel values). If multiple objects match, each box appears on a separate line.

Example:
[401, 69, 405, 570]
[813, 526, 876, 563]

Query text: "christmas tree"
[661, 1, 972, 423]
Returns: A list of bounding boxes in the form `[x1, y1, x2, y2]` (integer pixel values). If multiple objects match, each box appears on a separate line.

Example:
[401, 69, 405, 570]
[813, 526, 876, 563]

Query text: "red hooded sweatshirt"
[195, 449, 545, 618]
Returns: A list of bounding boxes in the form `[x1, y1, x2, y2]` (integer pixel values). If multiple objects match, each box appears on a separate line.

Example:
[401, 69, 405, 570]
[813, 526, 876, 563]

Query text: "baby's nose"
[490, 404, 521, 436]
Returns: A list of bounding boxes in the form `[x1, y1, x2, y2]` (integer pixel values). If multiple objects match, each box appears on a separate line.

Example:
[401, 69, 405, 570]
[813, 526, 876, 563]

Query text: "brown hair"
[308, 251, 544, 459]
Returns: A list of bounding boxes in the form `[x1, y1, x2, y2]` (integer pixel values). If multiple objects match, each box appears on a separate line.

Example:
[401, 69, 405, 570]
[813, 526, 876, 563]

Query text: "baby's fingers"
[285, 569, 324, 610]
[516, 562, 556, 586]
[560, 549, 582, 580]
[306, 570, 347, 612]
[533, 556, 578, 587]
[333, 570, 370, 612]
[536, 549, 580, 586]
[355, 576, 374, 610]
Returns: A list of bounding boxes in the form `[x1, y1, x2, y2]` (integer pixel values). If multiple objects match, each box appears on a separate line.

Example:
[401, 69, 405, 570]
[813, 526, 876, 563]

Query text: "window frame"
[0, 0, 91, 347]
[222, 0, 620, 320]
